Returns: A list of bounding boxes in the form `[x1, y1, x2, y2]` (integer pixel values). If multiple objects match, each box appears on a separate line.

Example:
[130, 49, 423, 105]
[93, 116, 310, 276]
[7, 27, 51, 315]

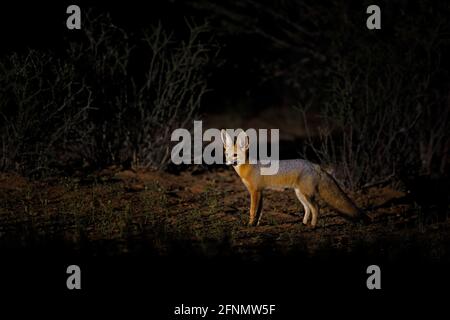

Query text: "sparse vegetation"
[0, 13, 215, 176]
[191, 0, 450, 189]
[0, 169, 448, 260]
[298, 5, 450, 189]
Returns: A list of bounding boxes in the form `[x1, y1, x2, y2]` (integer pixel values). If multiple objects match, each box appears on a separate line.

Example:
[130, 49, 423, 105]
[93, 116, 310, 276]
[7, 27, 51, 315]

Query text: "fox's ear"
[237, 132, 249, 150]
[221, 129, 233, 147]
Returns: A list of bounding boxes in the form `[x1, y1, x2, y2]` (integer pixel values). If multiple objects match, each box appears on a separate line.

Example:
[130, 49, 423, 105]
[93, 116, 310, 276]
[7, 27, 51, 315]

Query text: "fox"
[220, 129, 370, 227]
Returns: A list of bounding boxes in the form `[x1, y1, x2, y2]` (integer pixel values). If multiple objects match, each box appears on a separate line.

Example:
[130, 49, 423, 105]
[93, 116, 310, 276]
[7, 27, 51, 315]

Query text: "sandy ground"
[0, 168, 449, 260]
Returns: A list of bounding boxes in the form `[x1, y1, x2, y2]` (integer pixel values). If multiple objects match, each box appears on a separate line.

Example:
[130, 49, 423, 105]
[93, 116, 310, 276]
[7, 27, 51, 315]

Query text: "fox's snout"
[224, 152, 239, 165]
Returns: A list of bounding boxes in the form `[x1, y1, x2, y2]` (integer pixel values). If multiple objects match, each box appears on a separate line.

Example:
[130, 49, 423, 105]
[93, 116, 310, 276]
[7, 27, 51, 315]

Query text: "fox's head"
[220, 129, 249, 166]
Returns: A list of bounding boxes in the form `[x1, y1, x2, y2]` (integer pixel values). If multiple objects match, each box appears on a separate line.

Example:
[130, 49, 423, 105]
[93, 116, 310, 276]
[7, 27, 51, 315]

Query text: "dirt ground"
[0, 168, 449, 261]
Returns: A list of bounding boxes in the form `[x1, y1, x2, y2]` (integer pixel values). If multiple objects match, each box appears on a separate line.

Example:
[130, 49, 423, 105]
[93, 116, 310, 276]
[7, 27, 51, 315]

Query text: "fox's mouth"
[224, 152, 239, 165]
[225, 155, 240, 165]
[226, 159, 238, 165]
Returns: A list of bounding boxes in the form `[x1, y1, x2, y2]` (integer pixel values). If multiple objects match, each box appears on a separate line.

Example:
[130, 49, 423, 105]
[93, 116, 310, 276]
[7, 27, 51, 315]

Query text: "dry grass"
[0, 169, 449, 260]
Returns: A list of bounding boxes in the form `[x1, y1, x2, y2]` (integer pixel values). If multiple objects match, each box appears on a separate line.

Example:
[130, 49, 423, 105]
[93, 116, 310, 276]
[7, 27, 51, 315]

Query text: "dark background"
[0, 0, 449, 316]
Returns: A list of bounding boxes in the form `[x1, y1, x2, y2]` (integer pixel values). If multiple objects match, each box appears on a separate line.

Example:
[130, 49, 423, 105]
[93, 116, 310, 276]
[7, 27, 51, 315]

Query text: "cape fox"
[220, 129, 370, 227]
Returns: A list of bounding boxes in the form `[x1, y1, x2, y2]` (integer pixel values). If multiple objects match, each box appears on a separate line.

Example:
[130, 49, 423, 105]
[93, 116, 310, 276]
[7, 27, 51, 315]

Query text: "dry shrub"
[0, 13, 216, 176]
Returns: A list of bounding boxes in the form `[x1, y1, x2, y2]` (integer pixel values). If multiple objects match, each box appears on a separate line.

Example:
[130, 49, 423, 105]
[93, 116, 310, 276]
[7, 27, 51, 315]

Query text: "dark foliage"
[0, 13, 215, 176]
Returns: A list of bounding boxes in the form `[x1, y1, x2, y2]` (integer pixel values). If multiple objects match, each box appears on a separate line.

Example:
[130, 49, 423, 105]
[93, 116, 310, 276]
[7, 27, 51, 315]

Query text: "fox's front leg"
[248, 190, 263, 226]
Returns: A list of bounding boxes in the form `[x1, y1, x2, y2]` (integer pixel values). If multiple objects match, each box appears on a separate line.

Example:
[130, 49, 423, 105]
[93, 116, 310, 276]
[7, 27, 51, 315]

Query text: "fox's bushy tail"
[318, 170, 371, 224]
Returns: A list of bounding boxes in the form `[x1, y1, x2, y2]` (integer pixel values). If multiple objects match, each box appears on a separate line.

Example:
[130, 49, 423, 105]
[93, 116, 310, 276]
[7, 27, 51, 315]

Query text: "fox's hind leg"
[309, 199, 319, 228]
[295, 189, 311, 225]
[295, 189, 319, 228]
